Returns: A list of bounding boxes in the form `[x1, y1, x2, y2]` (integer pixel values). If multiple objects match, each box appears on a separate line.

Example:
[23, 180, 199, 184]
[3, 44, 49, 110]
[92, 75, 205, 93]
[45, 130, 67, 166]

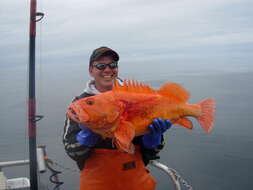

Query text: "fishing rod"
[28, 0, 44, 189]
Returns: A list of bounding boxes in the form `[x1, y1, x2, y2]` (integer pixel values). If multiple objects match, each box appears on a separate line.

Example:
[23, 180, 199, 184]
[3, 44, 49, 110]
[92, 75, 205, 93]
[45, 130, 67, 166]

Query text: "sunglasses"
[93, 62, 118, 70]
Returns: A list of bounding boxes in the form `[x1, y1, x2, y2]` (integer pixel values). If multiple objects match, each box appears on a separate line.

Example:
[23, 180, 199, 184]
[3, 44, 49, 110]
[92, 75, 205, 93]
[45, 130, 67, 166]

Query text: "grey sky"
[1, 0, 253, 73]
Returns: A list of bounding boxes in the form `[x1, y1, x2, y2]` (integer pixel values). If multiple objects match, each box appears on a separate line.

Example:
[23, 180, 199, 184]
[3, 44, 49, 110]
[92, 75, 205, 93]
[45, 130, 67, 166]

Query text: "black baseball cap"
[89, 46, 119, 67]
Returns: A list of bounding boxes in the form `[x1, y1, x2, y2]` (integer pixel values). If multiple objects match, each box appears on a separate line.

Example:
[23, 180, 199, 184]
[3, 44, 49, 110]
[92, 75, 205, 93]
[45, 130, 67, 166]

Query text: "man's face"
[89, 56, 118, 92]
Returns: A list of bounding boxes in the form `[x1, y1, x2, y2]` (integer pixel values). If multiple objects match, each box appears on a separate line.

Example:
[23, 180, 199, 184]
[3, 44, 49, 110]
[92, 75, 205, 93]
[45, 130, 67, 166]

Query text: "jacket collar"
[83, 78, 123, 95]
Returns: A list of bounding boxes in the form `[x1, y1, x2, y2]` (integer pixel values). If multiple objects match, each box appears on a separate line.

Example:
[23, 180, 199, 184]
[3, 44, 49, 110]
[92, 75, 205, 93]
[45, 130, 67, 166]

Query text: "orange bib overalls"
[80, 147, 156, 190]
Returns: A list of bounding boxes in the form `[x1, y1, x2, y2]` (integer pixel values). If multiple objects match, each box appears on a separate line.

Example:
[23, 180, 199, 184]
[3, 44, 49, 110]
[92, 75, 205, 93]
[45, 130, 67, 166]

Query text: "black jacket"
[63, 91, 164, 170]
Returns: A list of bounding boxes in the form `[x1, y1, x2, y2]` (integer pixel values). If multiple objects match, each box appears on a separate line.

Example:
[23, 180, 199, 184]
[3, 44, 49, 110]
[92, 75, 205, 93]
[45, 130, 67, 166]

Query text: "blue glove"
[76, 125, 101, 147]
[142, 118, 172, 149]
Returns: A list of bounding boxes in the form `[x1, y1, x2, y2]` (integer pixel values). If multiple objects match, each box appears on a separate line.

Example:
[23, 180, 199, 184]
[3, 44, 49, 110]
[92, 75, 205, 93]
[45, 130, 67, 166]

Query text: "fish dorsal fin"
[113, 80, 155, 94]
[157, 82, 190, 102]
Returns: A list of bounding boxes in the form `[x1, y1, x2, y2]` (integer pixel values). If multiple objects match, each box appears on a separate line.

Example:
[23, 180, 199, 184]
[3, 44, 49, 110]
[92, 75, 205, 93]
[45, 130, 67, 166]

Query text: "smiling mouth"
[102, 74, 115, 79]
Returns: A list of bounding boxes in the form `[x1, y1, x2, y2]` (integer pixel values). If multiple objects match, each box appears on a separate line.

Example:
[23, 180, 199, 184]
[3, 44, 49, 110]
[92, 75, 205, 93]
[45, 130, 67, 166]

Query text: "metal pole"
[28, 0, 38, 189]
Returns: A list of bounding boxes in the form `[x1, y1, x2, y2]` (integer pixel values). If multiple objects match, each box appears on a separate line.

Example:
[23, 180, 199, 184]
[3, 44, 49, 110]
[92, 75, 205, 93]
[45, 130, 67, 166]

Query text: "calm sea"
[1, 62, 253, 190]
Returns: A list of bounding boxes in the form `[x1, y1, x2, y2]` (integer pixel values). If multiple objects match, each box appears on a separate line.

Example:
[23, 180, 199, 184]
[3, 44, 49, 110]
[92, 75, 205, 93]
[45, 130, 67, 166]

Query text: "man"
[63, 47, 172, 190]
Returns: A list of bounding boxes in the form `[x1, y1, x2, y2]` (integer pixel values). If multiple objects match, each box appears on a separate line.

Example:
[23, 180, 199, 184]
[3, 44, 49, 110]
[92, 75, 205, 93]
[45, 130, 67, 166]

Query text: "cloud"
[1, 0, 253, 68]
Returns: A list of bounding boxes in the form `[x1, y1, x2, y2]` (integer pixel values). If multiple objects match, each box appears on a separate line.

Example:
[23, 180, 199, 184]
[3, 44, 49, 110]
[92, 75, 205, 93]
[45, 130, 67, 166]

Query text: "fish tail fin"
[197, 98, 216, 133]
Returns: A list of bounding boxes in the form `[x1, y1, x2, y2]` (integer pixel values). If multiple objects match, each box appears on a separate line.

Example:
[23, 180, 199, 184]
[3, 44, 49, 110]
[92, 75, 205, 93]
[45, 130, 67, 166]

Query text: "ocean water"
[0, 62, 253, 190]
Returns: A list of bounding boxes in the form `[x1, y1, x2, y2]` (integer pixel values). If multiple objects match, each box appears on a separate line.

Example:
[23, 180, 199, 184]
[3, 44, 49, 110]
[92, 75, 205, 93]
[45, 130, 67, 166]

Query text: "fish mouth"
[66, 104, 89, 123]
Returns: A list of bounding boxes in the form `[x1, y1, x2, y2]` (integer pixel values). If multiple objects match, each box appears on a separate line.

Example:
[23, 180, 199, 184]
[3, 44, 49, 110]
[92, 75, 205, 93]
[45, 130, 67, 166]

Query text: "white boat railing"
[0, 160, 30, 190]
[0, 147, 47, 190]
[149, 160, 193, 190]
[0, 160, 29, 169]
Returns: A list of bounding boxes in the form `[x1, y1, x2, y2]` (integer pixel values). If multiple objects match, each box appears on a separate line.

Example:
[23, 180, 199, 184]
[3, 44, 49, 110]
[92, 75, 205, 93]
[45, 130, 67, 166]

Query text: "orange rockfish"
[66, 80, 216, 153]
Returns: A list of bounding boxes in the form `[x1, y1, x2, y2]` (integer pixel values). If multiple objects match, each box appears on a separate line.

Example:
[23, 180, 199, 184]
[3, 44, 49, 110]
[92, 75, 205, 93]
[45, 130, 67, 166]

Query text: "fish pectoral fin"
[114, 121, 135, 154]
[174, 117, 193, 130]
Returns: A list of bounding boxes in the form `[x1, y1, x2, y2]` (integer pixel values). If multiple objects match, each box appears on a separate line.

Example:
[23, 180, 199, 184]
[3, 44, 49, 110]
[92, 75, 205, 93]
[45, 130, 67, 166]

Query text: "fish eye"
[86, 99, 94, 105]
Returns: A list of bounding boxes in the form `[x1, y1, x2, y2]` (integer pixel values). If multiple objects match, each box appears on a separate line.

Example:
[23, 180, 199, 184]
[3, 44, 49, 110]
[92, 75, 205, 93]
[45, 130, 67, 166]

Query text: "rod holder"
[37, 145, 46, 173]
